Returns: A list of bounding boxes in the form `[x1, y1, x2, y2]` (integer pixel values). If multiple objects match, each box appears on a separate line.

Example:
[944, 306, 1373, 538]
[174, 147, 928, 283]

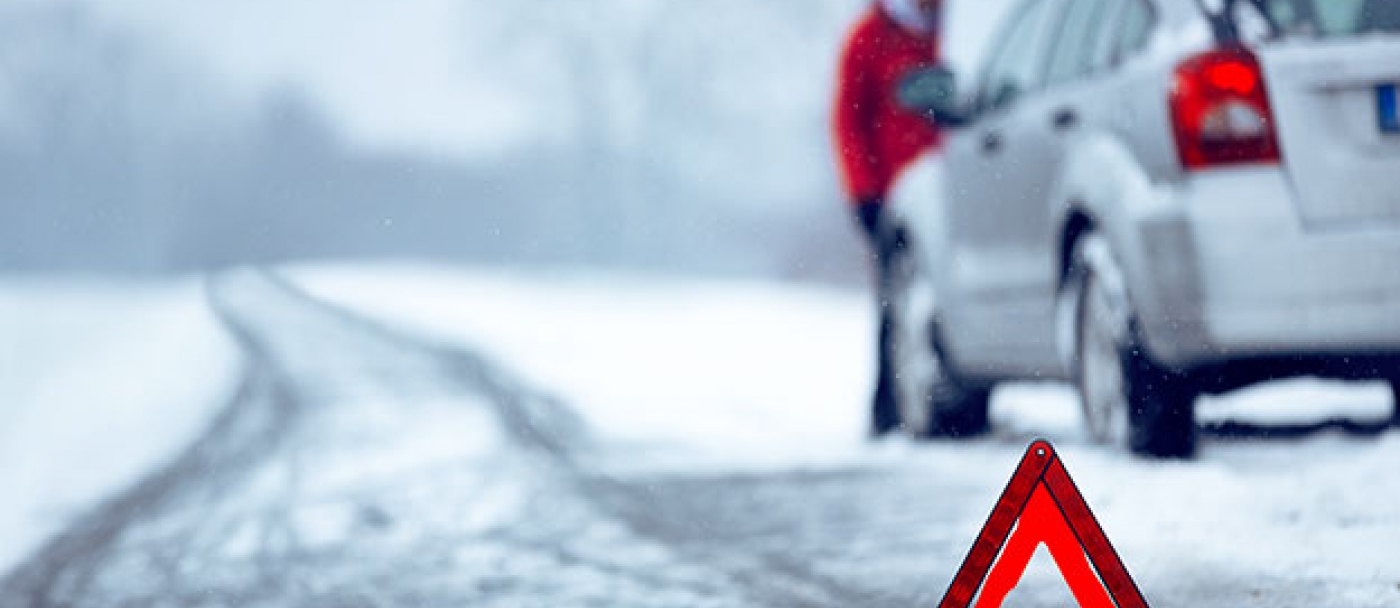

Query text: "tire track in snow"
[0, 270, 860, 606]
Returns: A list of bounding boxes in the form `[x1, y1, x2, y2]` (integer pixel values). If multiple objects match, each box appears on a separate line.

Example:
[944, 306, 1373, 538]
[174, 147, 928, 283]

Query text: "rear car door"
[941, 0, 1065, 374]
[1030, 0, 1123, 261]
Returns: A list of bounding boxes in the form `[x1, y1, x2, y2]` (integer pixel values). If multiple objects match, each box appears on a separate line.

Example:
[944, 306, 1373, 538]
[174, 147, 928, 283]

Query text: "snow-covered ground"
[291, 264, 875, 471]
[293, 263, 1400, 604]
[4, 266, 1399, 604]
[0, 279, 239, 575]
[292, 263, 1394, 458]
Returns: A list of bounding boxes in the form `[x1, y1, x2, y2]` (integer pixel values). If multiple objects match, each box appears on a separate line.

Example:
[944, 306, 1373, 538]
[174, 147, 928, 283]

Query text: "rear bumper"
[1120, 168, 1400, 372]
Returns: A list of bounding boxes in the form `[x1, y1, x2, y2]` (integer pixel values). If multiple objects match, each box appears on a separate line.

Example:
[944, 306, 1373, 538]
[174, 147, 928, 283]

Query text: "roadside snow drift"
[0, 279, 239, 575]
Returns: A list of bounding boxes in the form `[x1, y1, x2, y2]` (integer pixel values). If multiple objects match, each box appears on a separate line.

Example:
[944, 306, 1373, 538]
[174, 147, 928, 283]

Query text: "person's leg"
[869, 219, 902, 436]
[871, 309, 899, 435]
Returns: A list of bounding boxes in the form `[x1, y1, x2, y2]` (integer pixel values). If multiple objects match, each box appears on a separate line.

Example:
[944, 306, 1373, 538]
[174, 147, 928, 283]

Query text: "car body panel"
[1128, 168, 1400, 367]
[1259, 38, 1400, 228]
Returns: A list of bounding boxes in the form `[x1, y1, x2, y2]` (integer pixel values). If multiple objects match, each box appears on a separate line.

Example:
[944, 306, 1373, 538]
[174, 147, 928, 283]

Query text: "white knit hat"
[879, 0, 939, 34]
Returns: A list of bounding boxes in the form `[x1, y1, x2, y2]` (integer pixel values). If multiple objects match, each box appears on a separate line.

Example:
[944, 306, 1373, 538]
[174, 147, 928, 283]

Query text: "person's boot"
[871, 381, 900, 437]
[870, 313, 901, 437]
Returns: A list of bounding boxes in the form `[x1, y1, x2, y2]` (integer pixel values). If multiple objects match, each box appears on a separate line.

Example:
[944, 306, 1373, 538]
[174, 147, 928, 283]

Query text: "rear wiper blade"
[1196, 0, 1282, 43]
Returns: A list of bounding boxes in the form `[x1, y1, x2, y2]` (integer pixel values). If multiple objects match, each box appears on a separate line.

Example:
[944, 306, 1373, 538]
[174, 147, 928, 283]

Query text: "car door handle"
[981, 131, 1004, 155]
[1052, 107, 1079, 131]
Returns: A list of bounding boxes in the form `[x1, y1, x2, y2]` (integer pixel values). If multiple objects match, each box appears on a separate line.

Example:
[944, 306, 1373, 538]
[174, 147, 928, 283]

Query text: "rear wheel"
[887, 231, 991, 439]
[1070, 235, 1197, 458]
[1390, 380, 1400, 426]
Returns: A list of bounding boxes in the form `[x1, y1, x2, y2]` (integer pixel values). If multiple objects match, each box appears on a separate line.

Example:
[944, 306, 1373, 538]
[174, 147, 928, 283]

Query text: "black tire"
[927, 380, 992, 439]
[886, 230, 991, 439]
[1071, 236, 1197, 458]
[1390, 380, 1400, 427]
[1119, 345, 1198, 458]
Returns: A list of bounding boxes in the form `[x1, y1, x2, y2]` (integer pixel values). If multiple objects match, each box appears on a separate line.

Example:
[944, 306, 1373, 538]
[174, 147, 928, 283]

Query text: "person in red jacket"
[833, 0, 944, 436]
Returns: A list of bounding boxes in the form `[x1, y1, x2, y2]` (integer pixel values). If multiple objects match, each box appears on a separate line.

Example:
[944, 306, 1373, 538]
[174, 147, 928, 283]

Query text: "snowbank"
[0, 279, 240, 574]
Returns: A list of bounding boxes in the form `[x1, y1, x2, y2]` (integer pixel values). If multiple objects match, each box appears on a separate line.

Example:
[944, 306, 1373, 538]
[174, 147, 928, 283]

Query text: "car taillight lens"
[1170, 46, 1281, 170]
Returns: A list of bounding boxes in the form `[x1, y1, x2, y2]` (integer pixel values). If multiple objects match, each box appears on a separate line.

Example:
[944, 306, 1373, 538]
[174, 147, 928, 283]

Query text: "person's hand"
[854, 198, 884, 240]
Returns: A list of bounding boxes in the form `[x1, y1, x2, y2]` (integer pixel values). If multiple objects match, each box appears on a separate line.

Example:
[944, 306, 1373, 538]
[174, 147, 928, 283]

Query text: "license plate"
[1381, 84, 1399, 134]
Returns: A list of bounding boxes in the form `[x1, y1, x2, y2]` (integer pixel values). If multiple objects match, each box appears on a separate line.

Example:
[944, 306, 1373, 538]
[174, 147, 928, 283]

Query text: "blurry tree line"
[0, 0, 866, 282]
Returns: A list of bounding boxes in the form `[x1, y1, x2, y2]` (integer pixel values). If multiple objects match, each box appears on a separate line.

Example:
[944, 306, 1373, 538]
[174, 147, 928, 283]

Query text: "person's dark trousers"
[856, 200, 903, 436]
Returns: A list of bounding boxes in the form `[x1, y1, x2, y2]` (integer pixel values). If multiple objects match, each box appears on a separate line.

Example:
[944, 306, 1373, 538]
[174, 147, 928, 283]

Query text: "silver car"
[886, 0, 1400, 456]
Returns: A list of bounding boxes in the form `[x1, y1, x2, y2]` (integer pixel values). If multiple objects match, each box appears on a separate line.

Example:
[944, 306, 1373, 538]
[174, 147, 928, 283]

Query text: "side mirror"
[897, 67, 970, 128]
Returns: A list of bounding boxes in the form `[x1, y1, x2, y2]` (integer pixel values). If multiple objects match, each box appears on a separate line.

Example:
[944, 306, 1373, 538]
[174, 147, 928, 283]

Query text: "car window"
[1262, 0, 1400, 36]
[1113, 0, 1154, 64]
[977, 0, 1059, 112]
[1085, 0, 1126, 73]
[1045, 0, 1114, 85]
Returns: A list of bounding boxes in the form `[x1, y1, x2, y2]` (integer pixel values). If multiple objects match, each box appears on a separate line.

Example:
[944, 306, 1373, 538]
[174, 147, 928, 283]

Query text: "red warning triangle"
[938, 440, 1149, 608]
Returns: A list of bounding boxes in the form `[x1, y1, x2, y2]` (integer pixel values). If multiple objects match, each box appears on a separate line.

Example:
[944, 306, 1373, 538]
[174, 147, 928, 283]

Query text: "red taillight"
[1170, 46, 1281, 170]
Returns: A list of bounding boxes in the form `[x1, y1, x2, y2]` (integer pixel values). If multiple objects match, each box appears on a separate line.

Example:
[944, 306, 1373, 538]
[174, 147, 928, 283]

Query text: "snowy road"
[4, 270, 1399, 607]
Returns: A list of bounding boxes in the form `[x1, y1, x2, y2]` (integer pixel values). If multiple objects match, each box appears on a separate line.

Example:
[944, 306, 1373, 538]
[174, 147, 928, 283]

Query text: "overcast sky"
[75, 0, 1013, 163]
[81, 0, 533, 160]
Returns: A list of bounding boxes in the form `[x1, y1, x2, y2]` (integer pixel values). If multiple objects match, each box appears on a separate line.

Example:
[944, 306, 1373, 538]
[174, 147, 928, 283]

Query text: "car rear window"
[1261, 0, 1400, 37]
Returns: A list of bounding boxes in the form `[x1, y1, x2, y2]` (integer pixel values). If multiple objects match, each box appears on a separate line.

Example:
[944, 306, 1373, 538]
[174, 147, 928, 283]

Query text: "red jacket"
[833, 7, 942, 205]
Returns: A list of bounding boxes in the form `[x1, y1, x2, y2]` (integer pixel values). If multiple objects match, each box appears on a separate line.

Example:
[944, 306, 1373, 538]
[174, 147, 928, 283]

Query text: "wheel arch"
[1057, 209, 1098, 288]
